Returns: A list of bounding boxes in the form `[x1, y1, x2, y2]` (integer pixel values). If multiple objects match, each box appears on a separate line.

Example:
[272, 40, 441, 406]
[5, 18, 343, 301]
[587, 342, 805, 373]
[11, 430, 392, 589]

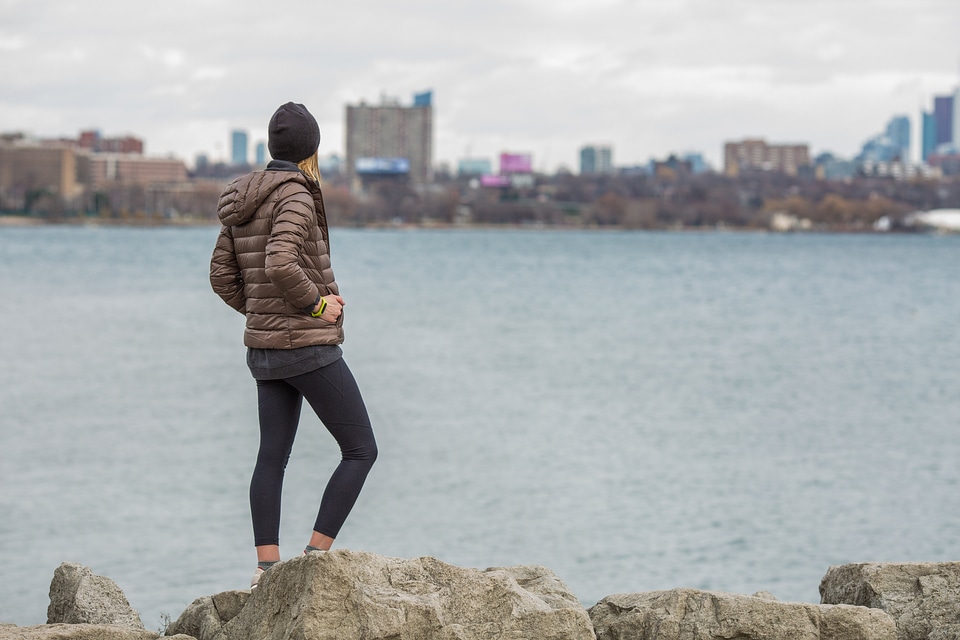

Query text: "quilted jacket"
[209, 162, 343, 349]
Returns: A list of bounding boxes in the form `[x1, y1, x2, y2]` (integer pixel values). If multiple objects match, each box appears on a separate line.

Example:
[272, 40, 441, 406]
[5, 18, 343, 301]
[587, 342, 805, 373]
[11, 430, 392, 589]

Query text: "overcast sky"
[1, 0, 958, 172]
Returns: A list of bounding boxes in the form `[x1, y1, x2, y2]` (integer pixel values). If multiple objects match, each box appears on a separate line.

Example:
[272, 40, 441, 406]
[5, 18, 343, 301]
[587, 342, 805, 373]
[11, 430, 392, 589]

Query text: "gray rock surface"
[929, 625, 960, 640]
[46, 563, 145, 630]
[0, 623, 193, 639]
[165, 590, 248, 639]
[589, 588, 897, 640]
[820, 562, 960, 640]
[210, 550, 595, 640]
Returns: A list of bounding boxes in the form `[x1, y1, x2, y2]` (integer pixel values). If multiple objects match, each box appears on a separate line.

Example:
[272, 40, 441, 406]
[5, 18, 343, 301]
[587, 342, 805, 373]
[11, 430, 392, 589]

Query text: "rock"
[589, 588, 897, 640]
[929, 625, 960, 640]
[0, 623, 193, 639]
[752, 590, 778, 600]
[820, 562, 960, 640]
[165, 590, 249, 639]
[212, 549, 594, 640]
[47, 563, 145, 630]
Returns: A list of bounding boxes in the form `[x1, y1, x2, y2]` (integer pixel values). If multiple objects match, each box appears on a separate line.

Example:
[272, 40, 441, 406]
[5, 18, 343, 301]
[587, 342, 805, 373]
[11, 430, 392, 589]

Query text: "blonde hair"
[297, 151, 322, 186]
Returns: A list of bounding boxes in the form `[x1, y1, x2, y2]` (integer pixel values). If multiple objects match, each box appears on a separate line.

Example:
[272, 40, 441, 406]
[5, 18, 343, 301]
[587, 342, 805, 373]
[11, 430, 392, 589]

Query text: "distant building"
[859, 159, 938, 181]
[0, 142, 83, 205]
[77, 152, 187, 186]
[0, 136, 186, 215]
[856, 115, 912, 164]
[933, 94, 954, 147]
[928, 150, 960, 177]
[723, 138, 810, 176]
[345, 91, 433, 186]
[231, 130, 248, 166]
[255, 142, 266, 166]
[885, 115, 910, 163]
[77, 130, 144, 154]
[680, 152, 710, 174]
[652, 155, 692, 180]
[922, 111, 937, 162]
[579, 145, 613, 175]
[814, 152, 856, 181]
[317, 153, 343, 175]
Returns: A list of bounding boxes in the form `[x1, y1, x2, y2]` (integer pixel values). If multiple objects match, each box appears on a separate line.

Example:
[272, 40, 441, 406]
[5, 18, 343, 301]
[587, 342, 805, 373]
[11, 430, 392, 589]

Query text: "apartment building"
[724, 138, 810, 176]
[345, 92, 433, 185]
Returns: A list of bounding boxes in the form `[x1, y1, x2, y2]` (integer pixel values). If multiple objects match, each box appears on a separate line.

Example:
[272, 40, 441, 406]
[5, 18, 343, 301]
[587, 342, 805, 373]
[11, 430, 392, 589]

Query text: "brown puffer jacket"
[210, 166, 343, 349]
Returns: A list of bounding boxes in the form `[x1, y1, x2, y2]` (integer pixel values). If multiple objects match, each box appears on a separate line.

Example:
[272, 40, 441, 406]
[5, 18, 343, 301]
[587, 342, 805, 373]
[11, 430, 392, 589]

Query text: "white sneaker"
[250, 567, 265, 589]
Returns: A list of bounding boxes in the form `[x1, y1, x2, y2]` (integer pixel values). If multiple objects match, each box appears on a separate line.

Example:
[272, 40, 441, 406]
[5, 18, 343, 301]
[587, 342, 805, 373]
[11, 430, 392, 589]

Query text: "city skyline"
[2, 1, 958, 172]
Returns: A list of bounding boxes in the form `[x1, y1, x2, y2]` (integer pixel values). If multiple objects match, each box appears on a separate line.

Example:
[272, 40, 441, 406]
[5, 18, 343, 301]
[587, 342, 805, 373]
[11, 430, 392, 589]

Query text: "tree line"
[7, 166, 959, 231]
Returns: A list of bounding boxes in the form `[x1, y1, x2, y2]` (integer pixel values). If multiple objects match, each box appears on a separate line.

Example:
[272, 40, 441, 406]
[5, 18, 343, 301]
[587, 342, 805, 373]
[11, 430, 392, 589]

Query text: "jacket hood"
[217, 164, 309, 227]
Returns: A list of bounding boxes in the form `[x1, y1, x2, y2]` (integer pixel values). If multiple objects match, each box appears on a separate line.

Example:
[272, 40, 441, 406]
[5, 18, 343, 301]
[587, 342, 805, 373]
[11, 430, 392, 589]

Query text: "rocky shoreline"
[2, 552, 958, 639]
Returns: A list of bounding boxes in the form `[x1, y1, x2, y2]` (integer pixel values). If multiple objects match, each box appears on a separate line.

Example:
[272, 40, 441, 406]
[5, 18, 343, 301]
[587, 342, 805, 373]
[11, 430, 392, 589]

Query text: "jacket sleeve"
[210, 225, 247, 314]
[263, 183, 326, 310]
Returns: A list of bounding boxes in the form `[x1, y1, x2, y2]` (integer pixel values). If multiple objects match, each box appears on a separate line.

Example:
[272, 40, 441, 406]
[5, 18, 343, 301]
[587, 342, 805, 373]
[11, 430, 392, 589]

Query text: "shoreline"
[0, 214, 938, 235]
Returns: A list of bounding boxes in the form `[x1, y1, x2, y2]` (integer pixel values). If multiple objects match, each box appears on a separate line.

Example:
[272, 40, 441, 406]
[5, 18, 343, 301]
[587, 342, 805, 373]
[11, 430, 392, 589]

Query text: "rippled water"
[1, 225, 958, 629]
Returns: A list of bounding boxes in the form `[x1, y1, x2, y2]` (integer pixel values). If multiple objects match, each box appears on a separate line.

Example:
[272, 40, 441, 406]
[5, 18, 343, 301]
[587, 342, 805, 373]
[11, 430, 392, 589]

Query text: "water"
[1, 225, 958, 630]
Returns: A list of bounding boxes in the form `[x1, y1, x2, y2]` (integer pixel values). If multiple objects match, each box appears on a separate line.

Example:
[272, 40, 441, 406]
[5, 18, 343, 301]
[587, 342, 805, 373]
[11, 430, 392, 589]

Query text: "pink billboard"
[500, 152, 532, 174]
[480, 174, 511, 187]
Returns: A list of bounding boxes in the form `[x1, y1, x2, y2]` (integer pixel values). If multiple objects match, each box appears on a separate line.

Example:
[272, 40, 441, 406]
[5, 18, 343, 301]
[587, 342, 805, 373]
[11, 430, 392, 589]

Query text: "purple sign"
[500, 153, 532, 174]
[480, 174, 511, 187]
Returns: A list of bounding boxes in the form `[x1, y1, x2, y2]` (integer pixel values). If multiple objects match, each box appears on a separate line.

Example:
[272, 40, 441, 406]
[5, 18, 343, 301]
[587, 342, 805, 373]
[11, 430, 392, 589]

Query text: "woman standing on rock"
[210, 102, 378, 588]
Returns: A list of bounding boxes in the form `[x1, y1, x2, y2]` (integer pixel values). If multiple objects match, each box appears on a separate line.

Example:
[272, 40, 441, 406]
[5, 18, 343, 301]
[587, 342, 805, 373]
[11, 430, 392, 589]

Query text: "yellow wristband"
[310, 298, 327, 318]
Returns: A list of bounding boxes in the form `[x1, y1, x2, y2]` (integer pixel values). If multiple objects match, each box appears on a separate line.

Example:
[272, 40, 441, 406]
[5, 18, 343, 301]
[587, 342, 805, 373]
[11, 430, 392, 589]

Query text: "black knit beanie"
[267, 102, 320, 163]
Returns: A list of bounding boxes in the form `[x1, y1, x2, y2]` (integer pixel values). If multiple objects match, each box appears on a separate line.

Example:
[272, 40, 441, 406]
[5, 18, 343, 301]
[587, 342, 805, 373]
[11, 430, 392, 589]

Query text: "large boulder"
[929, 626, 960, 640]
[0, 623, 193, 639]
[820, 562, 960, 640]
[47, 563, 145, 630]
[205, 550, 594, 640]
[165, 590, 248, 639]
[589, 588, 897, 640]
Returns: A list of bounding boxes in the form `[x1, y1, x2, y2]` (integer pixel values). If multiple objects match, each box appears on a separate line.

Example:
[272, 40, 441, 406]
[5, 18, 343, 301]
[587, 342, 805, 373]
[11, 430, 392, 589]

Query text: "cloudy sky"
[1, 0, 958, 172]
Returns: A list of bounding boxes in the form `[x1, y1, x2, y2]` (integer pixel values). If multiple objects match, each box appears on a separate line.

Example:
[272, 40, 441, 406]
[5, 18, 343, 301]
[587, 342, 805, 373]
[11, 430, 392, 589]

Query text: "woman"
[210, 102, 377, 588]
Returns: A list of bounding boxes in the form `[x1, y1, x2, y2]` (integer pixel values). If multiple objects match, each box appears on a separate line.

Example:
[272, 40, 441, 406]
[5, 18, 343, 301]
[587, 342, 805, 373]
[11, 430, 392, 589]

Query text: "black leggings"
[250, 358, 377, 547]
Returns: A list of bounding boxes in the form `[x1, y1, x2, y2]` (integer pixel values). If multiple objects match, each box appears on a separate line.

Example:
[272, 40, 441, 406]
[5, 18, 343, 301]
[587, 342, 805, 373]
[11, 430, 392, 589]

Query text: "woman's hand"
[314, 294, 344, 323]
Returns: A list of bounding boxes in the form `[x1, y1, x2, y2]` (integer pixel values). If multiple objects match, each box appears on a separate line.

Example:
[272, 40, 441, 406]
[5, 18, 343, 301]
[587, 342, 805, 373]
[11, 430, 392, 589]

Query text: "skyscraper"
[933, 95, 954, 148]
[922, 112, 937, 162]
[255, 142, 266, 166]
[885, 115, 910, 163]
[580, 145, 613, 175]
[231, 129, 248, 166]
[345, 92, 433, 185]
[954, 88, 960, 150]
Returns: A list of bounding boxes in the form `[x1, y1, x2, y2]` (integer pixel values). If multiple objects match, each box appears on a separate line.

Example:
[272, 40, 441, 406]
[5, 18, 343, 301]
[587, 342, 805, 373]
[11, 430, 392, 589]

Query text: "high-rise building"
[922, 112, 937, 162]
[345, 92, 434, 185]
[723, 139, 810, 176]
[954, 88, 960, 150]
[255, 141, 266, 166]
[231, 129, 248, 166]
[933, 95, 954, 148]
[580, 145, 613, 175]
[884, 115, 910, 163]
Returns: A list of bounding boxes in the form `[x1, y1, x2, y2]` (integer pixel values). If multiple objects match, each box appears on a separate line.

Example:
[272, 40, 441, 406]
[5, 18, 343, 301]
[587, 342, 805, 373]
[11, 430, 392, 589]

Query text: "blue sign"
[355, 157, 411, 175]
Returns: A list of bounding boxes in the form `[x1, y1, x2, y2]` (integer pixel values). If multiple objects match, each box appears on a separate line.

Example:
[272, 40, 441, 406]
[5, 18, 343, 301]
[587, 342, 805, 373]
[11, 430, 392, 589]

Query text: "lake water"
[1, 225, 958, 630]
